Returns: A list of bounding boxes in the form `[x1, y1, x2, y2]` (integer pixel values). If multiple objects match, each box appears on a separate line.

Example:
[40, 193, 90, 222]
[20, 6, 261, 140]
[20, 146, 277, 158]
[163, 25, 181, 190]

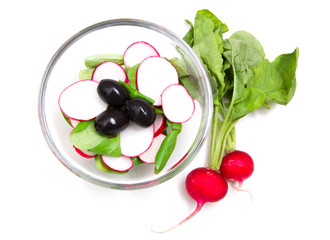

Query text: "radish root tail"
[151, 202, 204, 233]
[232, 182, 253, 203]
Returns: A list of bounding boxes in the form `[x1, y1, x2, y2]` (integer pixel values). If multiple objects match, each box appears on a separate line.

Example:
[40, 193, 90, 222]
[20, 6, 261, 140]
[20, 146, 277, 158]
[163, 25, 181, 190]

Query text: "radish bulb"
[154, 167, 228, 233]
[220, 150, 254, 197]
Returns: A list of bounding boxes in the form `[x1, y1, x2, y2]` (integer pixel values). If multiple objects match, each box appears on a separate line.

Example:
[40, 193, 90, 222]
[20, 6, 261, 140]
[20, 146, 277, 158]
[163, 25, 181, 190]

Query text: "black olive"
[97, 79, 130, 108]
[126, 98, 156, 127]
[94, 109, 129, 136]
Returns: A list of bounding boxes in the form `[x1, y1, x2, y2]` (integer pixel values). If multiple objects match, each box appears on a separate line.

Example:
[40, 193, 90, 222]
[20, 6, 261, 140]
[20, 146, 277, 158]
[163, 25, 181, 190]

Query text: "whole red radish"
[220, 150, 254, 192]
[155, 167, 228, 232]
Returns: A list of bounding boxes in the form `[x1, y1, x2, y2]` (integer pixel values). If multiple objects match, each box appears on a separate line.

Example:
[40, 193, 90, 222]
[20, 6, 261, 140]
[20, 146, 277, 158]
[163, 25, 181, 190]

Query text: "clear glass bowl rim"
[38, 18, 213, 190]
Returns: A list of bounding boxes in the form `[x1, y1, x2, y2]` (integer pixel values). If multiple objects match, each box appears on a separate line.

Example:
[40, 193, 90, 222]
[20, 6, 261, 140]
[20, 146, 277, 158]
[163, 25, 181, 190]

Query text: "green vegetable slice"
[154, 121, 182, 174]
[85, 54, 123, 68]
[79, 68, 95, 80]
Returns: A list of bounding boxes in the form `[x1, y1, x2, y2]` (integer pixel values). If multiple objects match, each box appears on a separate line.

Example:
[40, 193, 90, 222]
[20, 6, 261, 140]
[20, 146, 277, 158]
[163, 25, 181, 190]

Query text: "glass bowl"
[38, 19, 212, 190]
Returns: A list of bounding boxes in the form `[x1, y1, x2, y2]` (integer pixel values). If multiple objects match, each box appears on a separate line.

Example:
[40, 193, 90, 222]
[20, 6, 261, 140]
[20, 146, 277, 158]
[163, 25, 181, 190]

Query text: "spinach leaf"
[126, 63, 139, 89]
[71, 120, 91, 133]
[70, 120, 121, 157]
[88, 134, 121, 157]
[61, 110, 73, 127]
[84, 54, 123, 68]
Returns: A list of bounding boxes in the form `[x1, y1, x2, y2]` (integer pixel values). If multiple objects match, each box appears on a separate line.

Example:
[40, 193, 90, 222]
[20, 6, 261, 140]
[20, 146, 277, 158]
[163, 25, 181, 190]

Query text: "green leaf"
[61, 110, 73, 127]
[196, 9, 229, 35]
[88, 134, 121, 157]
[229, 88, 265, 120]
[126, 63, 139, 89]
[70, 120, 119, 156]
[225, 31, 265, 68]
[169, 57, 190, 77]
[179, 76, 198, 100]
[192, 14, 225, 90]
[223, 31, 265, 103]
[183, 19, 194, 46]
[84, 54, 123, 68]
[71, 120, 91, 133]
[247, 48, 298, 105]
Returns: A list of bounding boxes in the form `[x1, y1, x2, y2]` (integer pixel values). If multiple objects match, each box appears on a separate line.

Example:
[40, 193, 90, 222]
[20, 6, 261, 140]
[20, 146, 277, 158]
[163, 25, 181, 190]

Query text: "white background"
[1, 0, 330, 239]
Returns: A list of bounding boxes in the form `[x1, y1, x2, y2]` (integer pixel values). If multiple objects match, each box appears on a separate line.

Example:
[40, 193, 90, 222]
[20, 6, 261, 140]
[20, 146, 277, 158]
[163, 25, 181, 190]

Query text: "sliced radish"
[136, 56, 179, 106]
[123, 41, 160, 68]
[92, 61, 128, 83]
[101, 155, 133, 172]
[139, 133, 166, 164]
[73, 146, 97, 158]
[69, 118, 79, 128]
[58, 80, 107, 121]
[153, 114, 166, 137]
[120, 121, 154, 157]
[161, 84, 195, 123]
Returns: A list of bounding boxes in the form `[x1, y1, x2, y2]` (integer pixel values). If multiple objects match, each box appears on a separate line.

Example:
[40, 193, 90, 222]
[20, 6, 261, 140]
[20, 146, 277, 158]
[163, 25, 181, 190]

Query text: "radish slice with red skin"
[120, 121, 154, 157]
[73, 146, 97, 158]
[161, 84, 195, 123]
[123, 41, 160, 68]
[139, 133, 166, 164]
[58, 80, 107, 121]
[92, 61, 128, 83]
[153, 114, 166, 137]
[136, 56, 179, 106]
[101, 155, 133, 172]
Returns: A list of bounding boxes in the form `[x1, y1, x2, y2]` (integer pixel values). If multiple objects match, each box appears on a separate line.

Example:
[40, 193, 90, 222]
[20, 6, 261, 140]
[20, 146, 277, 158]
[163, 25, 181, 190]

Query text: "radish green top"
[184, 9, 299, 169]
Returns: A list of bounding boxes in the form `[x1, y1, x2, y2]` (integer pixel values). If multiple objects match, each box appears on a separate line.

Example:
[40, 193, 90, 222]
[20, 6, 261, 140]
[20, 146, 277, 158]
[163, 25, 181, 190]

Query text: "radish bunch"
[156, 8, 298, 232]
[59, 41, 196, 173]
